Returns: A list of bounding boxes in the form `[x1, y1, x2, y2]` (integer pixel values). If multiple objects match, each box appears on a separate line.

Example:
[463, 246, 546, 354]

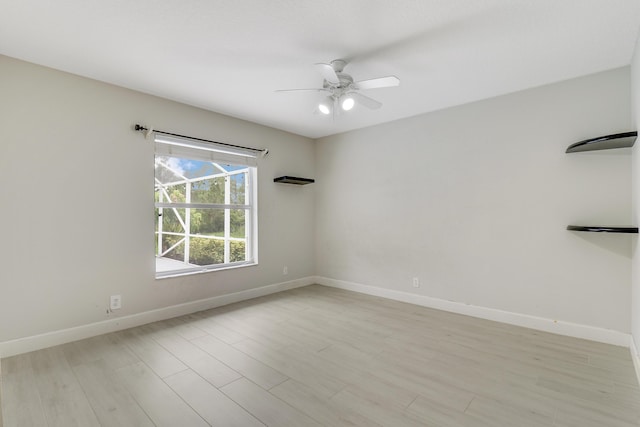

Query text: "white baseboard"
[631, 337, 640, 386]
[0, 277, 314, 358]
[315, 276, 631, 348]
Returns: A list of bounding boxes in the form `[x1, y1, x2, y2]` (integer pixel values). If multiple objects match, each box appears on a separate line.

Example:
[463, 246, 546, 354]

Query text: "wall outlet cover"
[110, 295, 122, 310]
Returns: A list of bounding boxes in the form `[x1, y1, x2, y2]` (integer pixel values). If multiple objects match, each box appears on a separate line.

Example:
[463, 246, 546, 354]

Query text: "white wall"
[316, 68, 632, 333]
[631, 35, 640, 353]
[0, 55, 315, 345]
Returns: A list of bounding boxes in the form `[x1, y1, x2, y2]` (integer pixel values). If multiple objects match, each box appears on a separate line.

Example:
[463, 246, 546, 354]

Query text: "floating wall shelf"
[273, 176, 315, 185]
[567, 225, 638, 234]
[565, 131, 637, 153]
[566, 131, 638, 235]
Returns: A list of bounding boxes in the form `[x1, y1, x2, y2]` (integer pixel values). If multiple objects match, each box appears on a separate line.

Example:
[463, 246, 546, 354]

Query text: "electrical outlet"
[110, 295, 122, 310]
[412, 277, 420, 288]
[283, 266, 288, 275]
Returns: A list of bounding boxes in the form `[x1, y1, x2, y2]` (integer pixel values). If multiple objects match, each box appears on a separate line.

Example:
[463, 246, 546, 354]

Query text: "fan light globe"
[341, 96, 355, 111]
[318, 97, 333, 115]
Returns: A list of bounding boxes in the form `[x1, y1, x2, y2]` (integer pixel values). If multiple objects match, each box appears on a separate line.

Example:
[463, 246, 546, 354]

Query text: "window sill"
[155, 260, 258, 280]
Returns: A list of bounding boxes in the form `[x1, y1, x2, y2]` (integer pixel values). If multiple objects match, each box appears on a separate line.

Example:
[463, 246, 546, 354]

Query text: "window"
[154, 134, 258, 277]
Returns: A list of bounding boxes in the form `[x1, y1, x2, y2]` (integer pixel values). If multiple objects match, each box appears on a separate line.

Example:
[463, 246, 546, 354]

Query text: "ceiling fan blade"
[315, 63, 340, 84]
[355, 75, 399, 90]
[276, 88, 331, 93]
[350, 92, 382, 110]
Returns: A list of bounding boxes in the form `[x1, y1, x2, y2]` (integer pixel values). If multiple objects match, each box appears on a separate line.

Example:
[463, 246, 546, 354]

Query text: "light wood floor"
[1, 284, 640, 426]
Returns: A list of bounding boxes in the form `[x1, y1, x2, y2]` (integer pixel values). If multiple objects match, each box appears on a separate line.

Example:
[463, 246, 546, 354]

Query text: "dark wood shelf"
[274, 176, 315, 185]
[566, 131, 637, 153]
[567, 225, 638, 234]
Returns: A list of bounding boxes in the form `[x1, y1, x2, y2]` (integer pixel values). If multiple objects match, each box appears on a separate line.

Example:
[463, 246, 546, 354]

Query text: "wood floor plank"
[116, 361, 208, 427]
[270, 378, 382, 427]
[329, 386, 427, 427]
[284, 312, 387, 355]
[464, 395, 554, 426]
[206, 314, 296, 350]
[71, 359, 154, 427]
[220, 377, 322, 427]
[154, 317, 210, 341]
[278, 341, 421, 409]
[0, 356, 47, 427]
[405, 395, 488, 427]
[348, 345, 480, 412]
[536, 372, 615, 402]
[117, 328, 188, 378]
[273, 321, 335, 352]
[187, 314, 246, 344]
[165, 369, 265, 427]
[553, 396, 640, 427]
[191, 334, 288, 390]
[29, 347, 101, 427]
[612, 382, 640, 408]
[232, 338, 347, 398]
[152, 331, 242, 387]
[62, 332, 139, 370]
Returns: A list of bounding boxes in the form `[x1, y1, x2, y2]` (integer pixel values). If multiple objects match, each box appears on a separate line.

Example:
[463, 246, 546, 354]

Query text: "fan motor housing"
[330, 59, 347, 72]
[324, 73, 353, 93]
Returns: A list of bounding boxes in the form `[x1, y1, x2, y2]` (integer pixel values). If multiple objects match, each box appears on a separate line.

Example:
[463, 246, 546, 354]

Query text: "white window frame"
[154, 134, 258, 278]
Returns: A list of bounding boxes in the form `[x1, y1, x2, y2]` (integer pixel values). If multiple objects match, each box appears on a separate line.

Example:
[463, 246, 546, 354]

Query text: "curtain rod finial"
[261, 149, 269, 158]
[134, 124, 154, 139]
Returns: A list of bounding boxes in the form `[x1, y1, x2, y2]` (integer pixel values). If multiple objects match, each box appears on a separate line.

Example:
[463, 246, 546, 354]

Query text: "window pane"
[189, 237, 224, 266]
[156, 183, 186, 203]
[161, 208, 186, 233]
[191, 177, 225, 204]
[230, 209, 246, 238]
[184, 160, 217, 180]
[190, 208, 224, 235]
[157, 156, 218, 181]
[230, 241, 246, 263]
[230, 173, 246, 205]
[160, 235, 185, 261]
[155, 156, 185, 184]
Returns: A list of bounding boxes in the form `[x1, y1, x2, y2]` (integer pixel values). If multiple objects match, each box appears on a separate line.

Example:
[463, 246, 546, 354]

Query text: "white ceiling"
[2, 0, 640, 139]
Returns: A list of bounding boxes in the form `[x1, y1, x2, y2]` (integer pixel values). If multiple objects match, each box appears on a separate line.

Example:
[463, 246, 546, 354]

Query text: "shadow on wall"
[569, 231, 635, 259]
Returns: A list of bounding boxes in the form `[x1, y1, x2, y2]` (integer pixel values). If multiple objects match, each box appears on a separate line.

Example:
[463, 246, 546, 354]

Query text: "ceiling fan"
[277, 59, 399, 115]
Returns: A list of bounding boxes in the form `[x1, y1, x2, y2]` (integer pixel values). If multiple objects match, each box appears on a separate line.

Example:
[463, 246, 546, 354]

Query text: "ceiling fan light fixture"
[318, 96, 333, 115]
[341, 95, 355, 111]
[278, 59, 399, 116]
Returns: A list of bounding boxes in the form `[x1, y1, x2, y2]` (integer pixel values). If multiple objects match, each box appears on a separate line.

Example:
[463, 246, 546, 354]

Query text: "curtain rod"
[134, 124, 269, 157]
